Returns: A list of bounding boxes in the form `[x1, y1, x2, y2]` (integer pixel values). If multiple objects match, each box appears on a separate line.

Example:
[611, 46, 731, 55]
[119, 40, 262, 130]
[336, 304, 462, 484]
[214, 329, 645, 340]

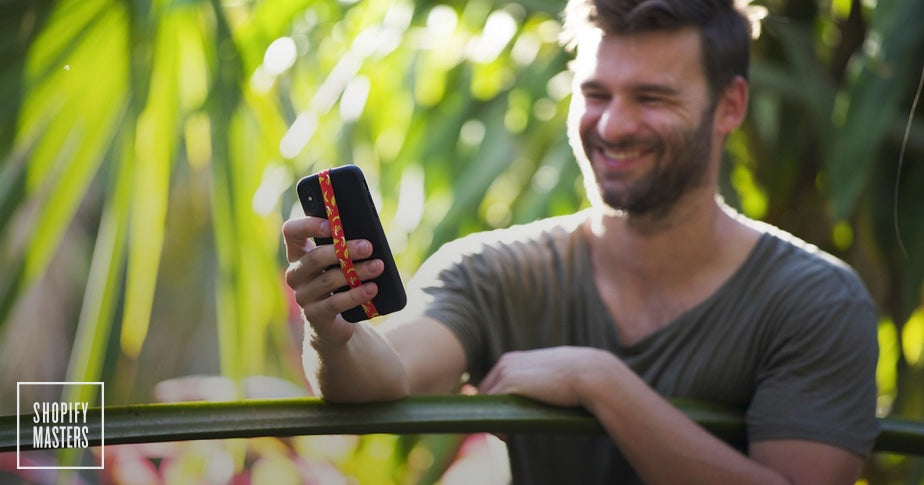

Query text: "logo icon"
[16, 381, 104, 470]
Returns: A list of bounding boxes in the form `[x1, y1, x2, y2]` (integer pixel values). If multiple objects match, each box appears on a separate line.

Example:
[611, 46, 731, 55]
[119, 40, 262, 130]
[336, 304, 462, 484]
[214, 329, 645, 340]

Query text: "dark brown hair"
[561, 0, 752, 101]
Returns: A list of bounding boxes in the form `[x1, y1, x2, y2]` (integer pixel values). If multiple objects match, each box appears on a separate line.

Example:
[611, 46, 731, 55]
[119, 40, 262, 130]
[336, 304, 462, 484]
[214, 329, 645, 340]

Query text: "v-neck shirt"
[407, 211, 878, 484]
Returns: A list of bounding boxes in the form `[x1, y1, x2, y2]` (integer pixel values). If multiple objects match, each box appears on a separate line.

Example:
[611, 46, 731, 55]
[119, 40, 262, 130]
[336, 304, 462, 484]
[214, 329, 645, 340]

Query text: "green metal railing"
[2, 395, 923, 455]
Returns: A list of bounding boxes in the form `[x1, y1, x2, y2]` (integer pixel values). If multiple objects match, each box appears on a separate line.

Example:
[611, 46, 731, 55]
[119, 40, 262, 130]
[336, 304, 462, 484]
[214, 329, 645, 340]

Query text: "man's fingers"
[303, 259, 384, 301]
[288, 244, 384, 321]
[283, 218, 385, 328]
[304, 282, 379, 323]
[302, 239, 373, 273]
[282, 216, 331, 263]
[479, 354, 511, 395]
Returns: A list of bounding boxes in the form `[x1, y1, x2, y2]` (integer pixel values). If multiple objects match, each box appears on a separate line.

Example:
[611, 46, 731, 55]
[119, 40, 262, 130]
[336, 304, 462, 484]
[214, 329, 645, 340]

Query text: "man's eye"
[584, 92, 609, 101]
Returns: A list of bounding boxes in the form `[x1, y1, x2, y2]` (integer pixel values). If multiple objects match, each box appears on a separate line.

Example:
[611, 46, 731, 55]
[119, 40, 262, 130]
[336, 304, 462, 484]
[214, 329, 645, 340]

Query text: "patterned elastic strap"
[317, 169, 380, 319]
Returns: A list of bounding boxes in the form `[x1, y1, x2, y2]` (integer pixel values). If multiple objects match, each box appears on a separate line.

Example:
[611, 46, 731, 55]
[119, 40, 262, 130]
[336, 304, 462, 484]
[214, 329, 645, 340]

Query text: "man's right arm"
[284, 216, 466, 402]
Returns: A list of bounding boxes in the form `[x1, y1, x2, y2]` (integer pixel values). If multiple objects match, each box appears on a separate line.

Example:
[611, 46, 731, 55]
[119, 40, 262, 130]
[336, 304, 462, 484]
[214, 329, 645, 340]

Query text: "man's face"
[567, 27, 719, 216]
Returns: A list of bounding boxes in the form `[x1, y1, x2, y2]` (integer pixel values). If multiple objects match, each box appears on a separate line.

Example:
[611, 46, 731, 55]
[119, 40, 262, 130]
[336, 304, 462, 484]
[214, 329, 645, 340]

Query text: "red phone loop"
[318, 169, 380, 319]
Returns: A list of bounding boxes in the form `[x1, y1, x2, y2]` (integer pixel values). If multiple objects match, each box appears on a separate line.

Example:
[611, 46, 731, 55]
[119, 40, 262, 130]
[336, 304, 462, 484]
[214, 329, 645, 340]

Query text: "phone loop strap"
[318, 169, 380, 320]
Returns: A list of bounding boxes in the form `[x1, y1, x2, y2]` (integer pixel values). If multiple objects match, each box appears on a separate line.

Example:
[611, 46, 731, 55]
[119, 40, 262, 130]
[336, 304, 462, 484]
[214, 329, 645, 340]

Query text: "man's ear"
[714, 76, 749, 136]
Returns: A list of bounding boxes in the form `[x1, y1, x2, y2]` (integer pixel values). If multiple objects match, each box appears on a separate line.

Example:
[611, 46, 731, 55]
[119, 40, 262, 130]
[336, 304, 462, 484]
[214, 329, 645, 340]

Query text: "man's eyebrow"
[632, 83, 681, 96]
[578, 80, 607, 91]
[578, 80, 682, 96]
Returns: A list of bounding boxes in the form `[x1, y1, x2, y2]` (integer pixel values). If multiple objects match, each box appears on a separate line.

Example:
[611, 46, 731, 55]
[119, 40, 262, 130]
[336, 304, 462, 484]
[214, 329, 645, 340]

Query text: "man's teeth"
[602, 148, 642, 160]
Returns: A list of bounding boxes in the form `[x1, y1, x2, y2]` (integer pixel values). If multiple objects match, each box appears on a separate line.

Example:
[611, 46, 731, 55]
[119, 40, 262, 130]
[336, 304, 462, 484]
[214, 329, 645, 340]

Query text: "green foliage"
[0, 0, 922, 482]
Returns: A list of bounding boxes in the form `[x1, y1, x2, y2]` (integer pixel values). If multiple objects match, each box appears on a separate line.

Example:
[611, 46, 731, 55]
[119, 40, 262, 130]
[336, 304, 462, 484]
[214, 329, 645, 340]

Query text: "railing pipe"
[2, 395, 921, 456]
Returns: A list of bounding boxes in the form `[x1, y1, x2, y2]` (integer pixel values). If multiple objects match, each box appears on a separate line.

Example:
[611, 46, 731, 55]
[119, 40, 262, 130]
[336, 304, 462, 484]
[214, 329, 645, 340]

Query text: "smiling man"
[573, 32, 719, 220]
[283, 1, 879, 483]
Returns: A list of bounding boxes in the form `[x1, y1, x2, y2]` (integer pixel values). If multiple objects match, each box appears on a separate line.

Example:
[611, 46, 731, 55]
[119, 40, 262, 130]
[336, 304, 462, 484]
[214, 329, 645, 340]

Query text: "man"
[283, 0, 879, 483]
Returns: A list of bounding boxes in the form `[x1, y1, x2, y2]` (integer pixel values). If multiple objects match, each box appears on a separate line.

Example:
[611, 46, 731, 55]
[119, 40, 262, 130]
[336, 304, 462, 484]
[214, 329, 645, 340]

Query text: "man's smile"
[590, 137, 658, 173]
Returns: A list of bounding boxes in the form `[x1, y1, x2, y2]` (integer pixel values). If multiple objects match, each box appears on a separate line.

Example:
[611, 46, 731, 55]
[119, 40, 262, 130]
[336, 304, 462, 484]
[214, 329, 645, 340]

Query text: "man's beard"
[584, 108, 715, 218]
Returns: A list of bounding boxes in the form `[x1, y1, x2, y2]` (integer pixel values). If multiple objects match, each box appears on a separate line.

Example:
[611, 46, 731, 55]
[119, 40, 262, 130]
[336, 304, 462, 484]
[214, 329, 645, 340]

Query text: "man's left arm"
[751, 440, 863, 485]
[479, 346, 864, 485]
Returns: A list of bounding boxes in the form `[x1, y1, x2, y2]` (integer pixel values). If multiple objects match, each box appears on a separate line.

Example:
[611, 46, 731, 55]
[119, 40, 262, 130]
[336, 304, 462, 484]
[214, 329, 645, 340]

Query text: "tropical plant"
[0, 0, 921, 482]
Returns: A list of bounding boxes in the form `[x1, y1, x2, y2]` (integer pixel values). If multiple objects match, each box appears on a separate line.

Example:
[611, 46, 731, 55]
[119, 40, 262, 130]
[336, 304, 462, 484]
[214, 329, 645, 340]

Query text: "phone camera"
[306, 194, 324, 214]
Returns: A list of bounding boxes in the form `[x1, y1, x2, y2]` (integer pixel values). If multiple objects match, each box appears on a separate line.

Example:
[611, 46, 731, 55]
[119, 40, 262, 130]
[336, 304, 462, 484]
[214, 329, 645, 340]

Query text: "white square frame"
[16, 381, 105, 470]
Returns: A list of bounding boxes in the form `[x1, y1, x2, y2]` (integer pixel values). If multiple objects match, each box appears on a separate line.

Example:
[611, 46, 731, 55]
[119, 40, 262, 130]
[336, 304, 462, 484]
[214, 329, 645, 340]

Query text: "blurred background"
[0, 0, 921, 483]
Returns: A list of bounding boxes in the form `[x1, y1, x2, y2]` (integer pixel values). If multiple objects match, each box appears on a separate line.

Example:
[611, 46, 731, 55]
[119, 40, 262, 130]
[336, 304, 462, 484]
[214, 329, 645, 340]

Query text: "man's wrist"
[307, 317, 356, 352]
[575, 348, 623, 413]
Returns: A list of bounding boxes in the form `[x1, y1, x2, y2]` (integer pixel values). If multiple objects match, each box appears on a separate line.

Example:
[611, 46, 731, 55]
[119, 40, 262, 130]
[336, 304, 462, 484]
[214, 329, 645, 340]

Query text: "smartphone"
[296, 164, 407, 322]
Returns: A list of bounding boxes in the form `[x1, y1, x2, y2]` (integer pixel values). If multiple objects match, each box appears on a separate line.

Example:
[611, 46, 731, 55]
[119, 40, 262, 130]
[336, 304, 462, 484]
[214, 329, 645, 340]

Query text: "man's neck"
[588, 193, 747, 273]
[583, 192, 761, 343]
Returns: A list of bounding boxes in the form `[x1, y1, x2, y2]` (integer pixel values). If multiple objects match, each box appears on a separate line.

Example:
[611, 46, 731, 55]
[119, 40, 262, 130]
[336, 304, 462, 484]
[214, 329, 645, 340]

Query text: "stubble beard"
[584, 108, 716, 220]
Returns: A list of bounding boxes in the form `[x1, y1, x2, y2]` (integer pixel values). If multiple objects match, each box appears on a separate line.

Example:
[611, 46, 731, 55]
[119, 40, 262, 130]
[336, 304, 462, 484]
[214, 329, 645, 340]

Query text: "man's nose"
[597, 98, 640, 142]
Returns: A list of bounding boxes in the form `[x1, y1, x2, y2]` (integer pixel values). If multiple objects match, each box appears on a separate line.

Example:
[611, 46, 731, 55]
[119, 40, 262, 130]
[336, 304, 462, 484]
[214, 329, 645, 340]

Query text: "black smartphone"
[296, 164, 407, 322]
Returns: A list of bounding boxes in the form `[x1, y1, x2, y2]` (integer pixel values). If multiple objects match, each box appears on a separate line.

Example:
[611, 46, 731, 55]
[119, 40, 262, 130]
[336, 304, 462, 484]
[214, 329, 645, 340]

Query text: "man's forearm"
[580, 353, 793, 485]
[303, 320, 410, 402]
[588, 385, 785, 484]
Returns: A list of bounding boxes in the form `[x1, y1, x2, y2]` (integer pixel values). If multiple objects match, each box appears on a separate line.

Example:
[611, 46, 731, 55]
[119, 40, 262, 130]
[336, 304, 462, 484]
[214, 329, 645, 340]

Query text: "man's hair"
[561, 0, 752, 100]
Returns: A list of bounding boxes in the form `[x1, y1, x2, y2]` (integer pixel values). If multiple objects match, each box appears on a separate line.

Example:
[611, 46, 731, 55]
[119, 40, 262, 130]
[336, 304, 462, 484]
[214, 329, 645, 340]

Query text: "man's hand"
[284, 215, 413, 402]
[283, 216, 385, 348]
[479, 346, 616, 408]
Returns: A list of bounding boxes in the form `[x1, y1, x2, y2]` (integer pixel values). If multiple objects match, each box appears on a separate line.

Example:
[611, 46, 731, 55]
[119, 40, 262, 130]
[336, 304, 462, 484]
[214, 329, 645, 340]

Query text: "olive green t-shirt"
[406, 211, 879, 484]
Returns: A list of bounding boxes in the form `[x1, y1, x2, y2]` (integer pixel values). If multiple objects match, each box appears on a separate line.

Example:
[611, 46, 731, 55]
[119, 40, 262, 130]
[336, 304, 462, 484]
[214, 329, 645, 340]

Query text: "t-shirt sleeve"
[400, 223, 578, 385]
[746, 284, 880, 457]
[402, 238, 510, 383]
